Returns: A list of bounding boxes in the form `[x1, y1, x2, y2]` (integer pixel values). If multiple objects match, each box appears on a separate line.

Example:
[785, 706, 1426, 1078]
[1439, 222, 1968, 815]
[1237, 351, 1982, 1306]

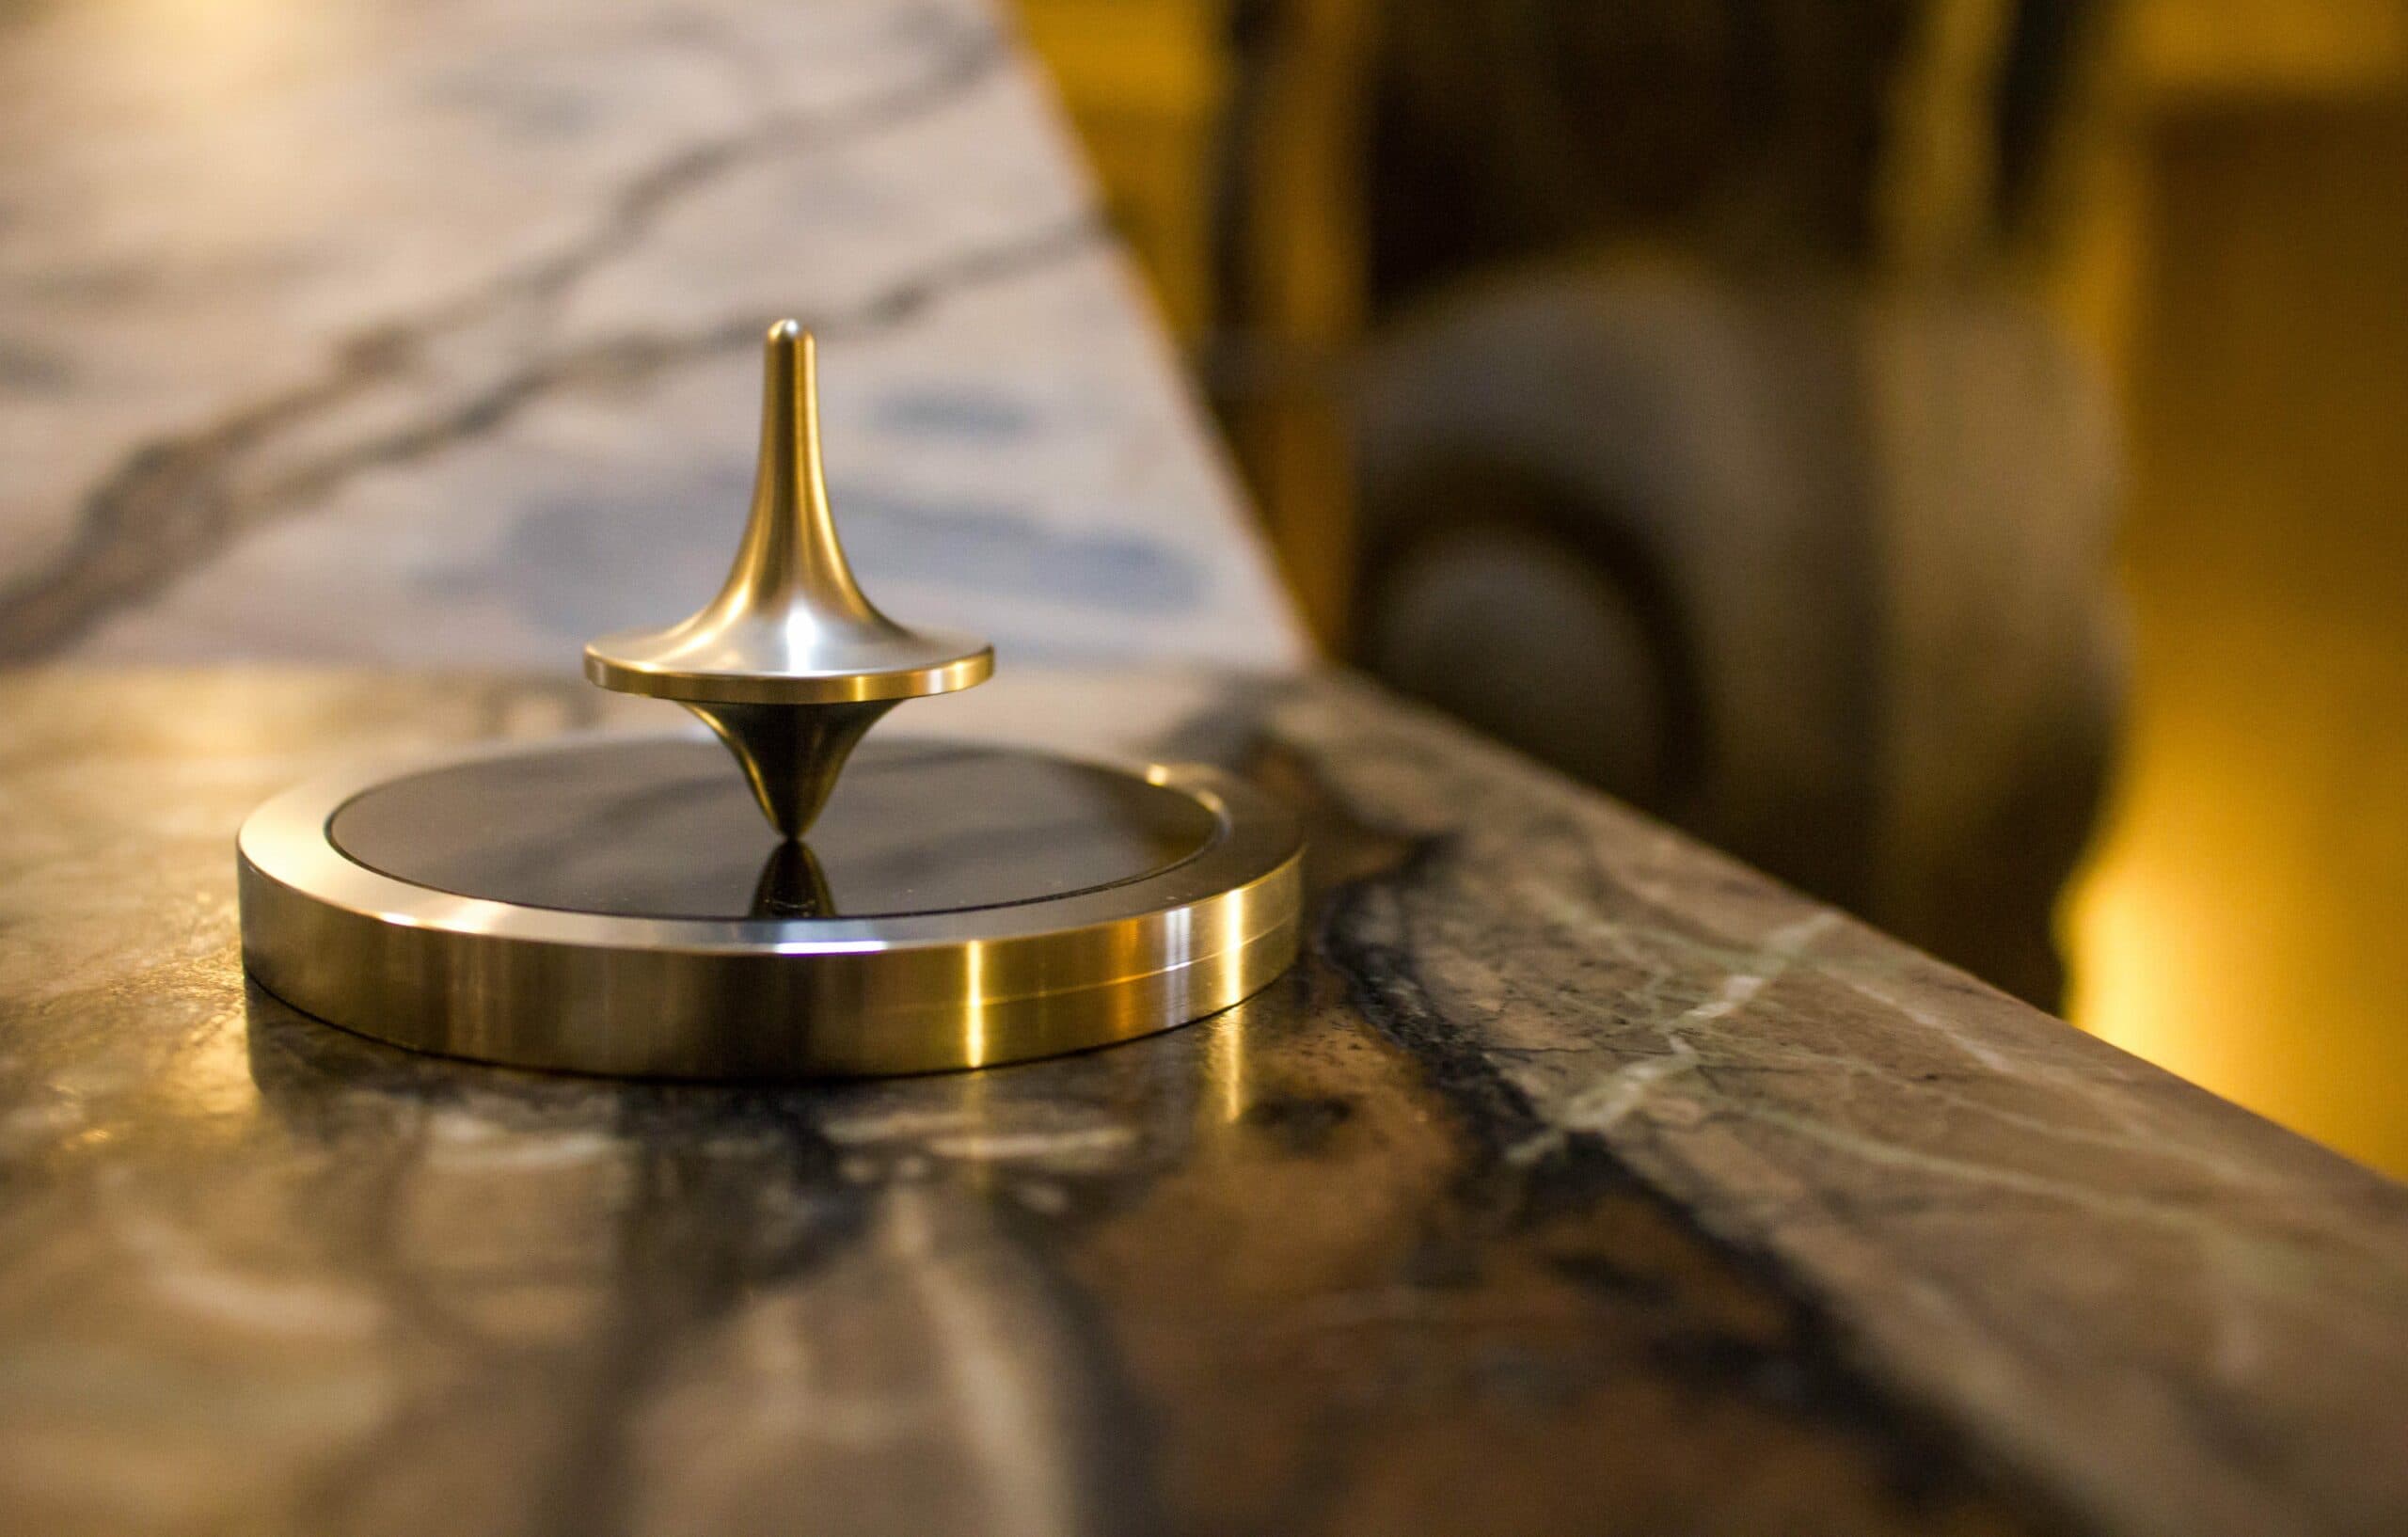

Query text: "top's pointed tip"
[761, 321, 817, 441]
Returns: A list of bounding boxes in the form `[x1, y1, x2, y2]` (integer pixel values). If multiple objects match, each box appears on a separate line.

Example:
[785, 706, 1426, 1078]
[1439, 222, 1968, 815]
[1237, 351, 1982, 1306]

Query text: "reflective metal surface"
[584, 324, 992, 836]
[240, 733, 1303, 1078]
[327, 738, 1221, 921]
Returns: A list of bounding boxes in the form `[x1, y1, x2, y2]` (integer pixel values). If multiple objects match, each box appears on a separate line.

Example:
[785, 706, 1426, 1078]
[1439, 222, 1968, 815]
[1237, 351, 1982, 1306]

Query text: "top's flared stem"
[718, 322, 881, 628]
[583, 322, 990, 706]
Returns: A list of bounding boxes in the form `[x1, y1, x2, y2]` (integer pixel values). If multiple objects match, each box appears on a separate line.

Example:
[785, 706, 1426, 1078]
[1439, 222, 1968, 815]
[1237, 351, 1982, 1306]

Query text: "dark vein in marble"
[0, 214, 1092, 661]
[529, 1091, 852, 1537]
[1303, 778, 2089, 1534]
[0, 12, 1018, 662]
[241, 983, 1181, 1537]
[404, 8, 1006, 340]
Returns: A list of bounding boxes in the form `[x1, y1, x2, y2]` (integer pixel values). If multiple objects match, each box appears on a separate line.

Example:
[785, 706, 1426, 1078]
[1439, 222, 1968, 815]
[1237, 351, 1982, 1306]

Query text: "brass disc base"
[238, 734, 1304, 1078]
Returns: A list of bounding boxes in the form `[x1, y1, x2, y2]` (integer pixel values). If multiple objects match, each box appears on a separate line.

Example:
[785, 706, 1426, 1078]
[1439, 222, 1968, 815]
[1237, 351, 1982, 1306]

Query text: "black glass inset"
[330, 739, 1218, 920]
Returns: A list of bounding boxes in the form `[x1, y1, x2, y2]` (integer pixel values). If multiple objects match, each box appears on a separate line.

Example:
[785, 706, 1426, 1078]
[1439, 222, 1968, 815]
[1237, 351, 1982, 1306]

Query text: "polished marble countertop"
[3, 668, 2405, 1537]
[0, 0, 1301, 673]
[4, 1, 2405, 1532]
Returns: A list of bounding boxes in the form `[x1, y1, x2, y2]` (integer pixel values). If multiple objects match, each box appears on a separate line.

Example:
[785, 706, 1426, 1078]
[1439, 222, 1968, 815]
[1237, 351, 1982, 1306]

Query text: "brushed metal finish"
[584, 323, 992, 836]
[238, 733, 1304, 1079]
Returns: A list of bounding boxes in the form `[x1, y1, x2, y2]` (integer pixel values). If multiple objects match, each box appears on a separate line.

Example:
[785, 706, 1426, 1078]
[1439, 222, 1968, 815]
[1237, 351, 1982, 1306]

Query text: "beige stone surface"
[0, 0, 1304, 673]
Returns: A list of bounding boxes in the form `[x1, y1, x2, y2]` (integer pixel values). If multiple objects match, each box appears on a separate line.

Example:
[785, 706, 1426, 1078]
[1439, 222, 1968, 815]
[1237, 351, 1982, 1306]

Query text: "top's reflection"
[750, 839, 835, 920]
[329, 738, 1218, 921]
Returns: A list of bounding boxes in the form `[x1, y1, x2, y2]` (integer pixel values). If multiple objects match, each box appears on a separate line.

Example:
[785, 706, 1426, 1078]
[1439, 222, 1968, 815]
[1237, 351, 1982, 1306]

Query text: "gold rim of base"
[237, 732, 1304, 1079]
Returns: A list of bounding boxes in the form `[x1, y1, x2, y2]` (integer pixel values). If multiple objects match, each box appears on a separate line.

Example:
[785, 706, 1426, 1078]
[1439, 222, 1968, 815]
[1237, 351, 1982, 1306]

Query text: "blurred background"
[1017, 0, 2408, 1173]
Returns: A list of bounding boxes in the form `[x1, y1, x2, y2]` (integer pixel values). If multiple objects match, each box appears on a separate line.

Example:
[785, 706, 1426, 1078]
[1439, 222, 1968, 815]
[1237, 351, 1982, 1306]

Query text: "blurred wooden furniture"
[1205, 0, 2121, 1007]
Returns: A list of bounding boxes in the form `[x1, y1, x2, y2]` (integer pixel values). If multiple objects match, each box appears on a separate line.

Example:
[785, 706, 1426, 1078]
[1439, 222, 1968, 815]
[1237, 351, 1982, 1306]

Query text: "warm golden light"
[963, 941, 990, 1070]
[2063, 83, 2408, 1176]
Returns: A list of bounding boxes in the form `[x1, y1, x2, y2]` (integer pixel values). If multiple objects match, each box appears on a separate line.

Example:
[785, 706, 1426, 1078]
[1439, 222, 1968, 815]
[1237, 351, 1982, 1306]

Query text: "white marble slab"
[0, 0, 1306, 673]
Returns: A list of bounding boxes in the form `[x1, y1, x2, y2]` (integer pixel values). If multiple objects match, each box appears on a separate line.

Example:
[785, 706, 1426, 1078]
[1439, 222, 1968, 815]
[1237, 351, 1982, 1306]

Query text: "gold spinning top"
[242, 320, 1301, 1078]
[584, 322, 993, 838]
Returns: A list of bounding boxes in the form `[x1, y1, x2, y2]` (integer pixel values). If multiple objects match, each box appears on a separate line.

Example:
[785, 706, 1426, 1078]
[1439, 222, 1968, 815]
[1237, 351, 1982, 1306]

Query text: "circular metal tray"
[239, 733, 1303, 1078]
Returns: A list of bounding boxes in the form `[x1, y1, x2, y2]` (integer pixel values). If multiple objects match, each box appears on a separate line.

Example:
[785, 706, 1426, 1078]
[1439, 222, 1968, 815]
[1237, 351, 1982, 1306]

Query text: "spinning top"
[236, 322, 1303, 1078]
[585, 323, 990, 840]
